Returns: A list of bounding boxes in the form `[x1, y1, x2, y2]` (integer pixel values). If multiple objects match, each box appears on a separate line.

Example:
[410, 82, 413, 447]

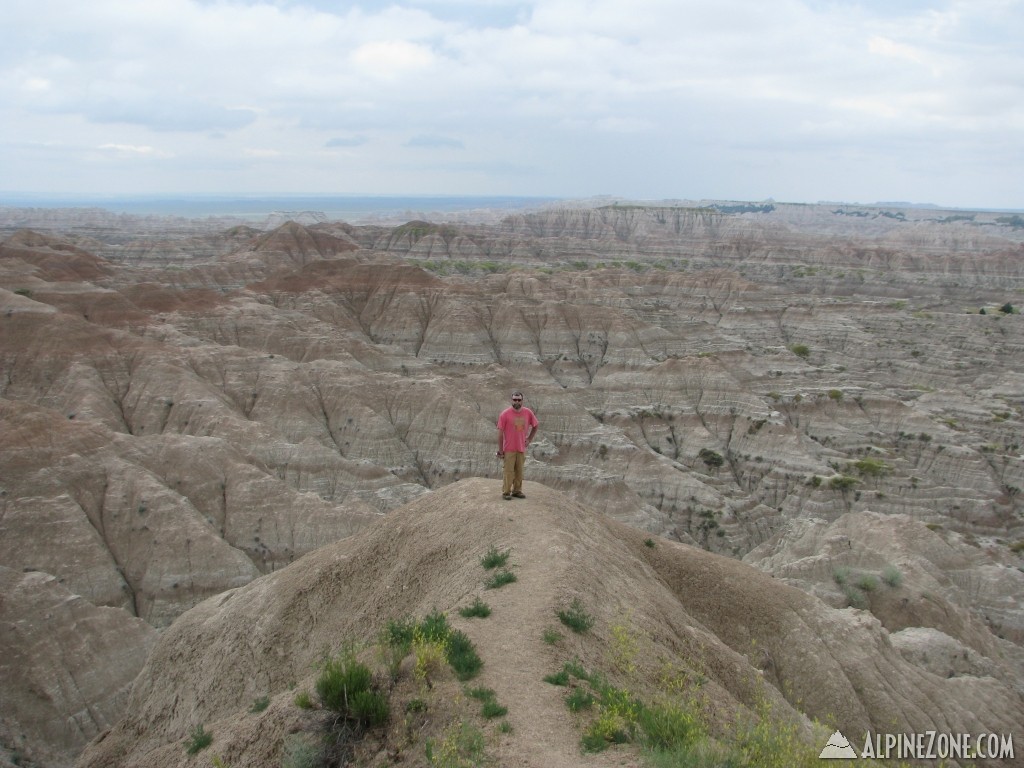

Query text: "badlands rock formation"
[0, 200, 1022, 766]
[77, 479, 1024, 768]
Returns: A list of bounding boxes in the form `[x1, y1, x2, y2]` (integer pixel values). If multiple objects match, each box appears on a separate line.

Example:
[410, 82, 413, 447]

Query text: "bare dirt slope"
[78, 478, 1022, 768]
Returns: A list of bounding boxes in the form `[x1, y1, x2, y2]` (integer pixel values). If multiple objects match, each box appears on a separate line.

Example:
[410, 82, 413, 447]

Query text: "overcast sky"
[2, 0, 1021, 208]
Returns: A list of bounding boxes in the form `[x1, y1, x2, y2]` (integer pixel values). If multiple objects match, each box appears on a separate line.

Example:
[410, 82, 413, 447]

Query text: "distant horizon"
[2, 191, 1023, 216]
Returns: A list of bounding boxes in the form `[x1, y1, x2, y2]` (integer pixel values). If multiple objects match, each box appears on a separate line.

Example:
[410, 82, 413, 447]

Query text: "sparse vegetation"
[790, 343, 810, 358]
[697, 448, 724, 469]
[484, 569, 516, 589]
[557, 598, 595, 634]
[425, 722, 488, 768]
[184, 724, 213, 755]
[280, 732, 323, 768]
[542, 627, 563, 645]
[458, 597, 491, 619]
[249, 694, 270, 713]
[480, 545, 510, 570]
[315, 650, 390, 727]
[882, 565, 903, 588]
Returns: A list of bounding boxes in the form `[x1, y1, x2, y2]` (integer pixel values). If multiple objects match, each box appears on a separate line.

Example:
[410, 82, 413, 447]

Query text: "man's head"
[511, 390, 523, 410]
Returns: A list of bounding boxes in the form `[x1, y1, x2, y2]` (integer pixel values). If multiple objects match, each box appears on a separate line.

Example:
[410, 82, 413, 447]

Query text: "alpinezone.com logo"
[820, 730, 1015, 761]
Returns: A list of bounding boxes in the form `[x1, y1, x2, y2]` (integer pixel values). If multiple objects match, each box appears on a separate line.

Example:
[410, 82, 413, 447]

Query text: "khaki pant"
[502, 451, 525, 494]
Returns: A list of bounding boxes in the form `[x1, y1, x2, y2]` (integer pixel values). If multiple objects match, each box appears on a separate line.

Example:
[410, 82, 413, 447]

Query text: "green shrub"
[644, 538, 656, 548]
[481, 699, 508, 719]
[697, 448, 724, 469]
[480, 545, 511, 570]
[542, 627, 563, 645]
[185, 724, 213, 755]
[636, 699, 704, 752]
[315, 653, 373, 713]
[829, 475, 858, 491]
[832, 566, 850, 585]
[384, 616, 416, 653]
[293, 690, 314, 709]
[349, 689, 390, 727]
[485, 569, 516, 589]
[458, 597, 491, 618]
[790, 343, 810, 358]
[856, 574, 879, 592]
[446, 630, 483, 681]
[544, 669, 570, 686]
[566, 687, 595, 712]
[842, 584, 869, 609]
[852, 457, 889, 476]
[882, 565, 903, 588]
[557, 599, 595, 634]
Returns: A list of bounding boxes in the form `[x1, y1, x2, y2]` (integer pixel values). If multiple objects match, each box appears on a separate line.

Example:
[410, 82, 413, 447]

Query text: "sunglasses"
[512, 398, 523, 402]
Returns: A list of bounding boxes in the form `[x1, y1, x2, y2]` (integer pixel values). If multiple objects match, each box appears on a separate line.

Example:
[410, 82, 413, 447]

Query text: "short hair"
[511, 390, 523, 397]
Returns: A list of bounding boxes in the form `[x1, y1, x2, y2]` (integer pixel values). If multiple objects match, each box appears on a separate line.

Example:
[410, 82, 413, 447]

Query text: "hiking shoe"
[512, 491, 526, 499]
[502, 493, 513, 500]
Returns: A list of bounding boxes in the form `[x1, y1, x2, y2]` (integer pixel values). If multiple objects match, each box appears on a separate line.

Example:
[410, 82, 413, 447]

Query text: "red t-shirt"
[497, 406, 538, 453]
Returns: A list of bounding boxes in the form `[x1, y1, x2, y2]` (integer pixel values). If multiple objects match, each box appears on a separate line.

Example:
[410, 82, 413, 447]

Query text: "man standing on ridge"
[497, 390, 538, 500]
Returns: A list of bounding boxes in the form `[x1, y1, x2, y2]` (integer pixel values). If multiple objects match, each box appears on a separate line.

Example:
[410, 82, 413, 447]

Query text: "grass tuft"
[184, 724, 213, 755]
[481, 545, 511, 570]
[557, 598, 595, 634]
[458, 597, 492, 619]
[485, 569, 517, 589]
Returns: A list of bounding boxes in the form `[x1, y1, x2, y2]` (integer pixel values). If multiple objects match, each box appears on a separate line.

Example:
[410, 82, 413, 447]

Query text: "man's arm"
[497, 426, 505, 456]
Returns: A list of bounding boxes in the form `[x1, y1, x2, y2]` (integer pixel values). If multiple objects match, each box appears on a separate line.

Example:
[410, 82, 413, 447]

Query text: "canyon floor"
[1, 200, 1022, 767]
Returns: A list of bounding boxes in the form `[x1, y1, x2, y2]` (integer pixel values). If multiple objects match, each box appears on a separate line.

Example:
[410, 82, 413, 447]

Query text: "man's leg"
[512, 451, 525, 494]
[502, 452, 516, 496]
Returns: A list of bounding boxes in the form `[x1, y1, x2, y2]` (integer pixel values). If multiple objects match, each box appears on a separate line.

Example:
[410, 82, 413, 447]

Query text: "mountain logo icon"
[819, 730, 859, 759]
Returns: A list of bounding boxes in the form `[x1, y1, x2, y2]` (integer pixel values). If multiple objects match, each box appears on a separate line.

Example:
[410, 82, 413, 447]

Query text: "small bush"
[280, 733, 323, 768]
[637, 699, 703, 752]
[644, 538, 656, 548]
[829, 474, 858, 491]
[485, 569, 517, 589]
[384, 617, 416, 654]
[856, 574, 879, 592]
[458, 597, 492, 619]
[842, 584, 869, 609]
[852, 457, 889, 476]
[481, 545, 511, 570]
[790, 343, 810, 358]
[557, 599, 595, 634]
[544, 669, 570, 686]
[882, 565, 903, 588]
[832, 566, 850, 585]
[293, 690, 314, 709]
[566, 687, 595, 712]
[426, 722, 487, 768]
[482, 699, 508, 719]
[697, 448, 724, 469]
[349, 689, 390, 727]
[316, 653, 373, 713]
[249, 695, 270, 713]
[185, 724, 213, 755]
[444, 630, 481, 681]
[413, 635, 448, 688]
[542, 627, 563, 645]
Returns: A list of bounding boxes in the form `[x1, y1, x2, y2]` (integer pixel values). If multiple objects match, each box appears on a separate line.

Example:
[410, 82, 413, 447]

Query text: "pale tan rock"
[0, 567, 157, 768]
